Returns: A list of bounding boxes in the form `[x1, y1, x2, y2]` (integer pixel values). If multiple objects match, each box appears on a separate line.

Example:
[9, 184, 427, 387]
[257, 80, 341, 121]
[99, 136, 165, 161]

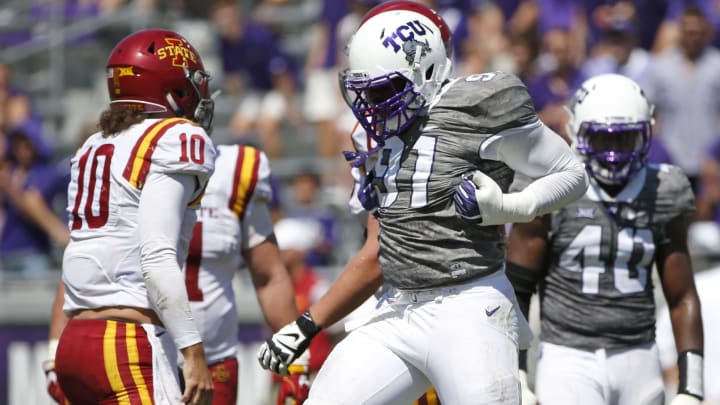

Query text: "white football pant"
[535, 341, 664, 405]
[306, 271, 532, 404]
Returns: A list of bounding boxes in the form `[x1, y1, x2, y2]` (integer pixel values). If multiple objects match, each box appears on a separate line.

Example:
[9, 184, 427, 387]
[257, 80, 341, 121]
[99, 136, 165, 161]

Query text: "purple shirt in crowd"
[582, 0, 672, 50]
[1, 163, 69, 256]
[218, 20, 294, 91]
[525, 68, 586, 111]
[667, 0, 720, 47]
[537, 0, 582, 34]
[320, 0, 349, 69]
[1, 121, 69, 256]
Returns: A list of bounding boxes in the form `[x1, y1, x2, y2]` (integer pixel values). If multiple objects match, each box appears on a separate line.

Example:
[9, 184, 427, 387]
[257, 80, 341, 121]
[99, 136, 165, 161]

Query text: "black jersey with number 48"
[539, 164, 694, 349]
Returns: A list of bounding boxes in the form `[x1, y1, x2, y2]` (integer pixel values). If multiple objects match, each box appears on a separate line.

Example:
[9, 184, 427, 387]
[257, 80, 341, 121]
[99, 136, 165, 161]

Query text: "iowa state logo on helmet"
[382, 20, 433, 64]
[156, 37, 199, 67]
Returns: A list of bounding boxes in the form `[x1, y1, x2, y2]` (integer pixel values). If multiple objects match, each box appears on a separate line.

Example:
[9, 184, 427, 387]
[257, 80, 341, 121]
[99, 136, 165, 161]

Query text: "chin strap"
[343, 142, 385, 168]
[165, 92, 185, 117]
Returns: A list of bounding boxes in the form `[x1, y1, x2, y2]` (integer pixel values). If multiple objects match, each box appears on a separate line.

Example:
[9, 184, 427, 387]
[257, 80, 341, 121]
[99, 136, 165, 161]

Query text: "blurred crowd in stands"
[2, 0, 720, 285]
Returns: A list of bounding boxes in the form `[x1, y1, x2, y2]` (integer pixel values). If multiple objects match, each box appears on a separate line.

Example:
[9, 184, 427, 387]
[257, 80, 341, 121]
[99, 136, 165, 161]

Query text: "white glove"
[463, 170, 538, 226]
[519, 370, 537, 405]
[670, 393, 701, 405]
[257, 311, 320, 376]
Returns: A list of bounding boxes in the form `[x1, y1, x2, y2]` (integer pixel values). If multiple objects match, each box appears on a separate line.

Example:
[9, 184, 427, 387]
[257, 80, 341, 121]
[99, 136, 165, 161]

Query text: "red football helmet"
[106, 29, 214, 130]
[359, 0, 453, 57]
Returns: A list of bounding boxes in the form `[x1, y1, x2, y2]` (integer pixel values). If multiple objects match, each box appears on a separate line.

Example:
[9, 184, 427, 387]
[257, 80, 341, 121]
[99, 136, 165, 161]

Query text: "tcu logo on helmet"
[382, 20, 433, 63]
[402, 39, 430, 64]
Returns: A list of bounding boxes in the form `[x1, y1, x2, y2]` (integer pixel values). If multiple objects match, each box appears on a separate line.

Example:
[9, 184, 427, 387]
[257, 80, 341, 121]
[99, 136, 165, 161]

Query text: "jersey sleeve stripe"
[122, 117, 188, 189]
[228, 145, 261, 218]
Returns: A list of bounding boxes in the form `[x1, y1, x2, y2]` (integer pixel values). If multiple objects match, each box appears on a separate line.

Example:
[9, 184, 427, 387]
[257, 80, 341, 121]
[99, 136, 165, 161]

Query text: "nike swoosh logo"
[277, 341, 297, 352]
[276, 335, 301, 352]
[485, 305, 501, 317]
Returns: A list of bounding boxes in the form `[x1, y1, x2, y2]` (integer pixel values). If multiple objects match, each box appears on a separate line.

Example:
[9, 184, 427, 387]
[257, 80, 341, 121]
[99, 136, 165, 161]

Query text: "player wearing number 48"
[506, 74, 704, 405]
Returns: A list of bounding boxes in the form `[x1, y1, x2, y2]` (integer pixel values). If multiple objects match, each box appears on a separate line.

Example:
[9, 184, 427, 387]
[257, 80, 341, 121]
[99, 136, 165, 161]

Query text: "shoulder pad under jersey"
[652, 163, 696, 217]
[123, 118, 215, 190]
[432, 71, 538, 133]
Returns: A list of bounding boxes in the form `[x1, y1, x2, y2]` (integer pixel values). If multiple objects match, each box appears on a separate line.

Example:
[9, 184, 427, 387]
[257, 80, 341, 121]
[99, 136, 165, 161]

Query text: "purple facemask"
[341, 70, 425, 146]
[576, 121, 652, 185]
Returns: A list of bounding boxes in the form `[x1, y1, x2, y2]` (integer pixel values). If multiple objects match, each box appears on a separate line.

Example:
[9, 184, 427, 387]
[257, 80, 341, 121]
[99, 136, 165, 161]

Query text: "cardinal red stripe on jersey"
[228, 145, 260, 218]
[123, 117, 188, 189]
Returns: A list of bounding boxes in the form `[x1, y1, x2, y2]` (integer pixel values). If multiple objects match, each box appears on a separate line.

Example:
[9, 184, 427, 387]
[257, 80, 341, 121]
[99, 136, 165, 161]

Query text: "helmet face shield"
[341, 69, 424, 144]
[576, 121, 651, 185]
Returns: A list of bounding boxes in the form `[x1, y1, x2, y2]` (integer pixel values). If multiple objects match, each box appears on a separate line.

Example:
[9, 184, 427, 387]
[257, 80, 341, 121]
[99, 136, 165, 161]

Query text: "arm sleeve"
[481, 120, 589, 220]
[241, 198, 275, 250]
[138, 171, 202, 350]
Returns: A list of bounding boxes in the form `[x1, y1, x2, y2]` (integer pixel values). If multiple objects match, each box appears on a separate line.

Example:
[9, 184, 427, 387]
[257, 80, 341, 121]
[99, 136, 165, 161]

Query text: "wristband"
[296, 310, 322, 338]
[678, 350, 703, 400]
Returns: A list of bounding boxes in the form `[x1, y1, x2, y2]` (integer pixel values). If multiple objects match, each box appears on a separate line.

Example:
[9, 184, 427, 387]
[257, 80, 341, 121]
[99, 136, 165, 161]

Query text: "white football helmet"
[567, 73, 654, 185]
[340, 8, 451, 148]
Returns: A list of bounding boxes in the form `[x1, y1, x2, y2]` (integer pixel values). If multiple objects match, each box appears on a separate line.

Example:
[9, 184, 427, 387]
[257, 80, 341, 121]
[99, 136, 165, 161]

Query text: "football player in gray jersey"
[257, 3, 588, 404]
[507, 74, 704, 405]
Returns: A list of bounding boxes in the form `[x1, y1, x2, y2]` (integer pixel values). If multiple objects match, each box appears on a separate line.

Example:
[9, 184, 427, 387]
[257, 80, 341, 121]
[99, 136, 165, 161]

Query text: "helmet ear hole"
[147, 43, 155, 54]
[425, 64, 434, 80]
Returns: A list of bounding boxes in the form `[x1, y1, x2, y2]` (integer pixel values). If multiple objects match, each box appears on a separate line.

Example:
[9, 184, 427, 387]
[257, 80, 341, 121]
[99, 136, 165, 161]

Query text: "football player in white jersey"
[257, 3, 589, 404]
[52, 29, 217, 405]
[179, 143, 299, 404]
[506, 74, 704, 405]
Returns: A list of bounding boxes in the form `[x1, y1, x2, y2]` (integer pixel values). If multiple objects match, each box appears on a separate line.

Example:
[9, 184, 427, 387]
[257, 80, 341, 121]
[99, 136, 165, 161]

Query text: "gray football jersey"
[539, 164, 695, 349]
[370, 71, 537, 289]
